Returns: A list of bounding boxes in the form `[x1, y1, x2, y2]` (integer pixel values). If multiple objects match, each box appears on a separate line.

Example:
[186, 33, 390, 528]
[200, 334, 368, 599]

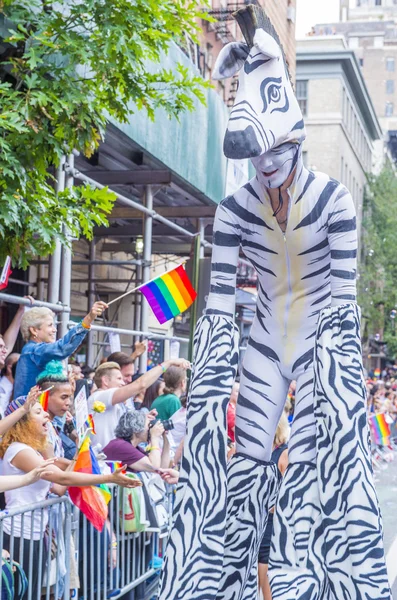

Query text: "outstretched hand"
[111, 466, 142, 488]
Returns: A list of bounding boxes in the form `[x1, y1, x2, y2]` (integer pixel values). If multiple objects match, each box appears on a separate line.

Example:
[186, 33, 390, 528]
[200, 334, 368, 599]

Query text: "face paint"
[251, 142, 299, 189]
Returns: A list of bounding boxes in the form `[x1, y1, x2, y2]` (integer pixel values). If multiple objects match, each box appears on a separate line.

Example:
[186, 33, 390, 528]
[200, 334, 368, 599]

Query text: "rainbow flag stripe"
[68, 436, 111, 531]
[39, 390, 49, 412]
[139, 264, 197, 325]
[85, 414, 96, 435]
[106, 461, 123, 473]
[369, 413, 391, 446]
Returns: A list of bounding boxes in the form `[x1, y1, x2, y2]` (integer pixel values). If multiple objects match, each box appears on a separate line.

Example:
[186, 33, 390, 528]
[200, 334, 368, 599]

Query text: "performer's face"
[251, 142, 299, 189]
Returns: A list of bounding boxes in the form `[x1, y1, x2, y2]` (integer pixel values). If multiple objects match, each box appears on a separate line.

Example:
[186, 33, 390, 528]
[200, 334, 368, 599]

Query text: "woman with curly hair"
[0, 392, 140, 599]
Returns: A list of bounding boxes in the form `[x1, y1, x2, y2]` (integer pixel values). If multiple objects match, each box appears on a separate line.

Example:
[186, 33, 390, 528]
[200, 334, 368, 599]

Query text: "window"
[386, 57, 395, 72]
[359, 58, 364, 67]
[374, 36, 384, 48]
[296, 80, 308, 117]
[386, 80, 395, 94]
[386, 102, 394, 116]
[375, 0, 382, 5]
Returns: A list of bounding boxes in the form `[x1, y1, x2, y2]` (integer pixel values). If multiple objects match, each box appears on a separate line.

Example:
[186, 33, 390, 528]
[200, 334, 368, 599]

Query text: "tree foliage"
[359, 163, 397, 358]
[0, 0, 210, 267]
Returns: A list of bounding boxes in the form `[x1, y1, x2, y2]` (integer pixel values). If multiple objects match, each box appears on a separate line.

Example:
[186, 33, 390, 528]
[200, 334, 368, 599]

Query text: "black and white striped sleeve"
[328, 187, 357, 306]
[206, 201, 241, 318]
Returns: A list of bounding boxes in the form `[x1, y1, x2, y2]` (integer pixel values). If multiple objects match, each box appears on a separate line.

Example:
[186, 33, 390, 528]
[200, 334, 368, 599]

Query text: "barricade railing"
[0, 483, 174, 600]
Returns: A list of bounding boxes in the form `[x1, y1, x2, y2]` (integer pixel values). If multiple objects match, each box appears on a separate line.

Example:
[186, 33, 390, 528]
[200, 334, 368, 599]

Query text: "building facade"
[296, 35, 382, 235]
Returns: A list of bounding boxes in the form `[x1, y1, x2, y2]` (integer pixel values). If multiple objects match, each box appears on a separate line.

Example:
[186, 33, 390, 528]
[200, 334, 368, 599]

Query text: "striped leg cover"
[158, 315, 239, 600]
[216, 454, 279, 600]
[314, 303, 391, 599]
[270, 303, 391, 600]
[269, 463, 330, 599]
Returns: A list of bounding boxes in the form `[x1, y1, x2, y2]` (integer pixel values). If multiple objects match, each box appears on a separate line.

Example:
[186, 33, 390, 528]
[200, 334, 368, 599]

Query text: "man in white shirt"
[0, 353, 19, 416]
[88, 357, 190, 450]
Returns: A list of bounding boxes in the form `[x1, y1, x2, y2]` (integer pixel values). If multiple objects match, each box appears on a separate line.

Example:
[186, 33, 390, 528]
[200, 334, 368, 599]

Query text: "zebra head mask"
[213, 5, 306, 167]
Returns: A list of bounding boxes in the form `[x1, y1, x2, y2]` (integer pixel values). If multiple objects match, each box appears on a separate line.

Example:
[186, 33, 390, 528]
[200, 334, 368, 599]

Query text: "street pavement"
[376, 459, 397, 598]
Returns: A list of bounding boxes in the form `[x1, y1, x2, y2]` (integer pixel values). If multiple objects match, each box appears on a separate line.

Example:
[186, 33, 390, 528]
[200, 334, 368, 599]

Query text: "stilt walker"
[159, 5, 391, 600]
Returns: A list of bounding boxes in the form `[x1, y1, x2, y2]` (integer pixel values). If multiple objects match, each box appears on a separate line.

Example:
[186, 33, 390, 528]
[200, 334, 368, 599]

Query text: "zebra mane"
[233, 4, 292, 83]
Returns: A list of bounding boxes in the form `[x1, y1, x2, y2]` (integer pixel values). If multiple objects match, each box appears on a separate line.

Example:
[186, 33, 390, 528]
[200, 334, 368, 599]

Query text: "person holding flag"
[14, 300, 108, 398]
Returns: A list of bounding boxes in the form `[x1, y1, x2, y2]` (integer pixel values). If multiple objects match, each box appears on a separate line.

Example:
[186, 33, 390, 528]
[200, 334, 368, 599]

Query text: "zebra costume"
[159, 5, 391, 600]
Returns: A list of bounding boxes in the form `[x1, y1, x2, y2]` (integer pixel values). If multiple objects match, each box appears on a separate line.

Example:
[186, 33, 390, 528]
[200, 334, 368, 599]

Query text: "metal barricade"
[72, 484, 172, 600]
[0, 483, 174, 600]
[0, 496, 72, 600]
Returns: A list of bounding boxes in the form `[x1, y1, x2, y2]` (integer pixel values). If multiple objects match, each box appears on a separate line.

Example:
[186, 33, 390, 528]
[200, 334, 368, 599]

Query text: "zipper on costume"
[283, 233, 292, 339]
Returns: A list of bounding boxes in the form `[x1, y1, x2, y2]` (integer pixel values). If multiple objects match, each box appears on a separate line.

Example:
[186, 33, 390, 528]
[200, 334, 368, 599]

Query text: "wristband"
[146, 446, 161, 453]
[81, 320, 91, 330]
[160, 363, 167, 374]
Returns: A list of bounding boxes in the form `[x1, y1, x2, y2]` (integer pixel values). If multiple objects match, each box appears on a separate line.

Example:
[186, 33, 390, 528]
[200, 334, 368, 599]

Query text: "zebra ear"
[212, 42, 250, 80]
[253, 28, 281, 60]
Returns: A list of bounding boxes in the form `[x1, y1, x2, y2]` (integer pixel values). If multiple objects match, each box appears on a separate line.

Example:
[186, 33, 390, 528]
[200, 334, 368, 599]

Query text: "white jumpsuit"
[206, 160, 357, 464]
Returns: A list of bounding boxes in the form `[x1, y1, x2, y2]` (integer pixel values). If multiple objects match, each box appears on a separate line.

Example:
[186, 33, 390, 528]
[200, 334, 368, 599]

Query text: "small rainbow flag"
[374, 368, 381, 379]
[85, 414, 96, 435]
[69, 436, 111, 531]
[106, 461, 124, 473]
[39, 389, 50, 412]
[369, 413, 391, 446]
[138, 263, 197, 325]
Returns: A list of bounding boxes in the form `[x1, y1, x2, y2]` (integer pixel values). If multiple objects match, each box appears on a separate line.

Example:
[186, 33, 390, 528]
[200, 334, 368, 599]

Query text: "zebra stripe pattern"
[158, 315, 239, 600]
[216, 454, 279, 600]
[314, 303, 391, 599]
[269, 303, 391, 600]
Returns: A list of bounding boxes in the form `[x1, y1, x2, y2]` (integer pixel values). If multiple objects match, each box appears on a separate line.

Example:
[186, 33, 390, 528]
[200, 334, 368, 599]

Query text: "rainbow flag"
[85, 414, 96, 435]
[68, 437, 111, 531]
[39, 390, 50, 412]
[369, 413, 391, 446]
[374, 368, 381, 379]
[138, 264, 197, 325]
[106, 461, 124, 473]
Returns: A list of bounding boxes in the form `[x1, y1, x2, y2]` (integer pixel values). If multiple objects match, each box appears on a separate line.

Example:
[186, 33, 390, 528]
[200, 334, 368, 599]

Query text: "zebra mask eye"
[260, 77, 289, 115]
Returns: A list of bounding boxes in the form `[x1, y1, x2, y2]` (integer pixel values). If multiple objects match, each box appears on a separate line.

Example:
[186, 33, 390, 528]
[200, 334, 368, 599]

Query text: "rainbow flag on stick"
[139, 263, 197, 325]
[369, 413, 391, 446]
[84, 414, 96, 435]
[107, 262, 197, 325]
[69, 436, 111, 531]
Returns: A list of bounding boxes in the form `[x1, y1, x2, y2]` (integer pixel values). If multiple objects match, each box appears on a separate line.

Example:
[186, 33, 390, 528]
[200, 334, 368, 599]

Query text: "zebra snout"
[223, 125, 264, 159]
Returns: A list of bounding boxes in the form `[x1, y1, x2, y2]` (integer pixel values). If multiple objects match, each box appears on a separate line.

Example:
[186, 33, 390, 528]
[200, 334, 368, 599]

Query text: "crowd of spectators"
[0, 300, 191, 597]
[2, 296, 397, 599]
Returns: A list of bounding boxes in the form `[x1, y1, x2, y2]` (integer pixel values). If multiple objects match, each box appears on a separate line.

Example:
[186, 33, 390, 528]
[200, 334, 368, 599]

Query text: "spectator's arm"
[160, 434, 171, 469]
[0, 458, 56, 492]
[31, 301, 108, 368]
[126, 456, 157, 472]
[2, 303, 27, 353]
[11, 449, 142, 495]
[111, 358, 190, 406]
[173, 438, 184, 466]
[130, 341, 146, 362]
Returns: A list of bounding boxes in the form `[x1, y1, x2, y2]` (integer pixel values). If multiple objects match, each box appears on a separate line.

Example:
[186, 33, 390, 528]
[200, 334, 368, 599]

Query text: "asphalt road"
[375, 458, 397, 598]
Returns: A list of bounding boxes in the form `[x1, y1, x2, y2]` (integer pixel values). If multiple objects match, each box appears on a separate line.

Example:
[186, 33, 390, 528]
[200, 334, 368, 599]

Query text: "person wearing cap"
[13, 300, 108, 398]
[103, 411, 169, 472]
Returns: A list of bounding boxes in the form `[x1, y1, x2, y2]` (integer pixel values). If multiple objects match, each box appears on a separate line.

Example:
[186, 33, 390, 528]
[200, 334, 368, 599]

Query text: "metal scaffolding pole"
[139, 185, 153, 373]
[48, 156, 66, 304]
[0, 293, 70, 313]
[133, 262, 142, 349]
[70, 168, 211, 248]
[59, 153, 74, 336]
[72, 322, 189, 344]
[86, 239, 96, 366]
